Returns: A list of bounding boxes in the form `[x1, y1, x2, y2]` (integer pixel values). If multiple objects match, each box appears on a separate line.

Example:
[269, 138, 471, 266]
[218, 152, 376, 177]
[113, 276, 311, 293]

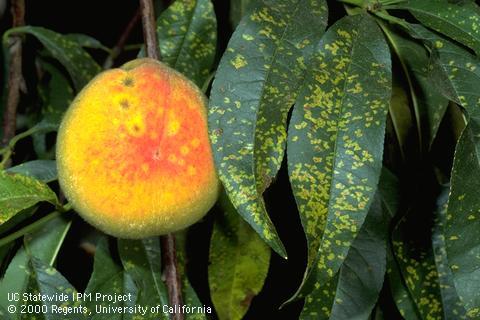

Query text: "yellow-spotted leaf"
[156, 0, 217, 87]
[0, 171, 58, 225]
[208, 0, 328, 257]
[396, 0, 480, 55]
[432, 187, 468, 319]
[0, 216, 72, 319]
[407, 24, 480, 317]
[300, 193, 389, 320]
[407, 24, 480, 118]
[387, 249, 422, 320]
[445, 122, 480, 318]
[287, 14, 391, 298]
[84, 237, 137, 320]
[391, 187, 468, 320]
[118, 238, 169, 320]
[392, 214, 447, 320]
[209, 193, 270, 320]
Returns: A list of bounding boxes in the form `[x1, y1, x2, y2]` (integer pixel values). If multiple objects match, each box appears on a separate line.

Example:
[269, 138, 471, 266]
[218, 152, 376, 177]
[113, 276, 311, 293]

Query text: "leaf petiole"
[0, 125, 54, 168]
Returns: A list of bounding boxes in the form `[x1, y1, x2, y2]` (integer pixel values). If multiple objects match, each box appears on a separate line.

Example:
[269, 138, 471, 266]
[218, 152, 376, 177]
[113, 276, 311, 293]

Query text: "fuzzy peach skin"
[56, 58, 219, 238]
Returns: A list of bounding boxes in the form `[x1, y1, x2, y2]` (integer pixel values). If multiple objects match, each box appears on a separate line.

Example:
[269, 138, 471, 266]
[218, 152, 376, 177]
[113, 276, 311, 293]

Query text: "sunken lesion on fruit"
[122, 76, 135, 87]
[153, 148, 161, 160]
[125, 113, 146, 137]
[112, 94, 137, 112]
[119, 99, 130, 109]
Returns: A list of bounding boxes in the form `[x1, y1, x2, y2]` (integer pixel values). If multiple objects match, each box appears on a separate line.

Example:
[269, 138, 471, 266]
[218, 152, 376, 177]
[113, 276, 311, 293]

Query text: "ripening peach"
[56, 58, 219, 238]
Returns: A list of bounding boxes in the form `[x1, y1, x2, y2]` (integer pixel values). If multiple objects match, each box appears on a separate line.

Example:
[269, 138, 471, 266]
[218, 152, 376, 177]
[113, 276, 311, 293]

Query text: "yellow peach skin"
[56, 58, 219, 238]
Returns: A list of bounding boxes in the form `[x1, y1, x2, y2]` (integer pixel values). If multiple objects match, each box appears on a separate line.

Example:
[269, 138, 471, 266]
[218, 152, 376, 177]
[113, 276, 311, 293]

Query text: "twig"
[2, 0, 26, 154]
[161, 236, 183, 313]
[140, 0, 161, 60]
[103, 8, 141, 69]
[139, 0, 182, 317]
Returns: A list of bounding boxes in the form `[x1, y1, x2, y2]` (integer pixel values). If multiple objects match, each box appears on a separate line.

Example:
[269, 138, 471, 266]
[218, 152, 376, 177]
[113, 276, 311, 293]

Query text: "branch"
[161, 236, 184, 312]
[140, 0, 161, 60]
[103, 8, 141, 69]
[139, 0, 183, 317]
[2, 0, 26, 152]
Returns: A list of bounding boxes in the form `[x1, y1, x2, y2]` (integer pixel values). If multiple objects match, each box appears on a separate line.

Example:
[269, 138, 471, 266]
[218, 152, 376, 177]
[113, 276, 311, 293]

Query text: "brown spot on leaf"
[240, 290, 255, 308]
[213, 128, 223, 136]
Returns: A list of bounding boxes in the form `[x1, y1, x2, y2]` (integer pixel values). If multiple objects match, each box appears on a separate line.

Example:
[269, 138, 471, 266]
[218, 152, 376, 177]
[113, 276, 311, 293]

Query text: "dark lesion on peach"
[122, 77, 135, 87]
[153, 149, 161, 160]
[120, 99, 130, 109]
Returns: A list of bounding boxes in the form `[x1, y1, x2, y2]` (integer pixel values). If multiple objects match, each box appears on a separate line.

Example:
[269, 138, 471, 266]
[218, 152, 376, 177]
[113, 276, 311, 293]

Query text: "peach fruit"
[56, 58, 219, 238]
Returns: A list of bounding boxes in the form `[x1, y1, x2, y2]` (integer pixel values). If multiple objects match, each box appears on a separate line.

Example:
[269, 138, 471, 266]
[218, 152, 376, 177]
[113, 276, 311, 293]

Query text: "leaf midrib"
[320, 16, 364, 256]
[171, 1, 198, 71]
[251, 0, 304, 195]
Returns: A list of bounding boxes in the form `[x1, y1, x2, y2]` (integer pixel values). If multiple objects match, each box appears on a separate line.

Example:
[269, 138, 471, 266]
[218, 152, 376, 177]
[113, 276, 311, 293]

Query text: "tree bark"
[2, 0, 26, 149]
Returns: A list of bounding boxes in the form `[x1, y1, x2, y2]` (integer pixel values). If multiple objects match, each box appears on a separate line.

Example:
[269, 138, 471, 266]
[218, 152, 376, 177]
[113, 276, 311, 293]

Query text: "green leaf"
[0, 171, 58, 225]
[377, 171, 421, 320]
[0, 305, 12, 320]
[209, 193, 270, 320]
[85, 237, 136, 320]
[7, 160, 57, 183]
[397, 0, 480, 55]
[20, 257, 84, 320]
[23, 216, 71, 266]
[387, 249, 422, 320]
[118, 238, 169, 320]
[445, 122, 480, 318]
[407, 24, 480, 117]
[182, 276, 209, 320]
[408, 24, 480, 317]
[36, 59, 74, 130]
[4, 26, 101, 90]
[380, 23, 449, 148]
[432, 187, 468, 319]
[229, 0, 257, 28]
[0, 215, 72, 319]
[64, 33, 110, 52]
[392, 214, 446, 320]
[287, 14, 391, 298]
[156, 0, 217, 87]
[388, 84, 413, 158]
[208, 0, 328, 258]
[390, 185, 467, 319]
[0, 206, 37, 236]
[301, 193, 389, 320]
[32, 60, 74, 159]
